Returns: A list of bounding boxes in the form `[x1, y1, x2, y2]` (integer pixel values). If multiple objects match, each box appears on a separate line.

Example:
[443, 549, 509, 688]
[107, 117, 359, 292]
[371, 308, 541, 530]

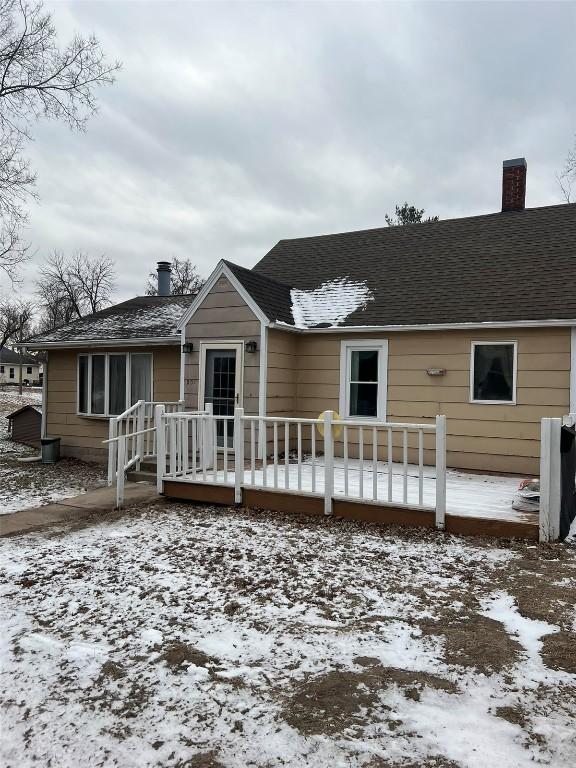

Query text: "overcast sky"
[17, 0, 576, 301]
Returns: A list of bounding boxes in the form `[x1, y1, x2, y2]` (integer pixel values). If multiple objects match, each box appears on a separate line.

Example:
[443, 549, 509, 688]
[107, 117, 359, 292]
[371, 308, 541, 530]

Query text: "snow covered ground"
[1, 501, 574, 767]
[0, 389, 106, 514]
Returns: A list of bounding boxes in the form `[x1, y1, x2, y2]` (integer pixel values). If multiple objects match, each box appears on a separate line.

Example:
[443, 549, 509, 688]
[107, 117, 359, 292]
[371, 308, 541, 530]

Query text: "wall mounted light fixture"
[182, 343, 193, 354]
[246, 340, 258, 353]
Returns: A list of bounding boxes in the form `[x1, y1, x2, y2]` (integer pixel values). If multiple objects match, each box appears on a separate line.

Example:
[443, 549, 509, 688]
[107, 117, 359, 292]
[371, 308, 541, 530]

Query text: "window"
[340, 340, 388, 419]
[77, 353, 153, 416]
[0, 365, 4, 373]
[27, 366, 32, 374]
[9, 367, 14, 379]
[470, 342, 517, 404]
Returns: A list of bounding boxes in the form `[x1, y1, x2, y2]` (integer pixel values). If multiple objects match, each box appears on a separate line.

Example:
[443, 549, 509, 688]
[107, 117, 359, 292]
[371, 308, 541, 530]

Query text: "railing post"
[435, 415, 447, 530]
[107, 418, 117, 487]
[203, 402, 214, 470]
[155, 405, 166, 494]
[540, 417, 562, 542]
[234, 407, 244, 503]
[324, 410, 334, 516]
[136, 400, 145, 470]
[116, 434, 126, 509]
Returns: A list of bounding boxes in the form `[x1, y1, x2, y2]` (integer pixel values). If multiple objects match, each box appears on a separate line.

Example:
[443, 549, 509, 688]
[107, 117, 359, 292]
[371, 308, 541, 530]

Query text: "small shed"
[6, 405, 42, 448]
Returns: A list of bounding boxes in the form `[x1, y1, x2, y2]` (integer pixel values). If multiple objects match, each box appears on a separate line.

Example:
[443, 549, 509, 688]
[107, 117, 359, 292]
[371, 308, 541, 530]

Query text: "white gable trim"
[177, 261, 269, 331]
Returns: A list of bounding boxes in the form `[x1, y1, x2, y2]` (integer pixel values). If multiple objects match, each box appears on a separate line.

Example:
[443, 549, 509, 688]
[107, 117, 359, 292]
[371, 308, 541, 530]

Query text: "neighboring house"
[0, 348, 42, 386]
[6, 405, 42, 448]
[24, 159, 576, 474]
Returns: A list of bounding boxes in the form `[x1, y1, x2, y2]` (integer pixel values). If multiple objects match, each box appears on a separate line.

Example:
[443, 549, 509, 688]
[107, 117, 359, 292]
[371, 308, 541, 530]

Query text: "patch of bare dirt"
[420, 615, 522, 674]
[174, 753, 225, 768]
[540, 631, 576, 674]
[156, 642, 218, 671]
[283, 665, 458, 736]
[366, 758, 460, 768]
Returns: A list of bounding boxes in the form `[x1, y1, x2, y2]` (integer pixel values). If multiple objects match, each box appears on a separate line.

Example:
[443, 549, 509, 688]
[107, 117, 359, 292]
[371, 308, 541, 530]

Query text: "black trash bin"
[41, 437, 61, 464]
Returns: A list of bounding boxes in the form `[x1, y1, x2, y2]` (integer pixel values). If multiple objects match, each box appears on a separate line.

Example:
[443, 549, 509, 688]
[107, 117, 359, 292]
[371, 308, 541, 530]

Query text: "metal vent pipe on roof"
[157, 261, 172, 296]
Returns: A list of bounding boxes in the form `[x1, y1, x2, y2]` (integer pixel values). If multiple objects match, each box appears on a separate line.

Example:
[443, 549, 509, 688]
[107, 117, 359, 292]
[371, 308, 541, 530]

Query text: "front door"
[200, 342, 243, 447]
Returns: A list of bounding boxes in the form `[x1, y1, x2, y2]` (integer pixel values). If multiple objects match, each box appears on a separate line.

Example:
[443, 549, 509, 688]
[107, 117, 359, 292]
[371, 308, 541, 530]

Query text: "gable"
[185, 275, 260, 334]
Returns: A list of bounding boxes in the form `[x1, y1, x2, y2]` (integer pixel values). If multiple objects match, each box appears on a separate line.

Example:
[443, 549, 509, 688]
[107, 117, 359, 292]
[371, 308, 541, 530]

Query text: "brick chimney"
[501, 158, 527, 212]
[157, 261, 172, 296]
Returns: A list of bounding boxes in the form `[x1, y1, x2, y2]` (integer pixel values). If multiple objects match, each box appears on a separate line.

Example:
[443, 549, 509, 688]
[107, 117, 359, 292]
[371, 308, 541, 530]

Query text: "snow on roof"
[24, 295, 196, 346]
[290, 278, 374, 329]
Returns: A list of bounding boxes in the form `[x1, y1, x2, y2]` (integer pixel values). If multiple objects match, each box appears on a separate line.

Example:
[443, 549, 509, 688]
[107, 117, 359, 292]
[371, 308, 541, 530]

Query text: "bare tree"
[0, 295, 33, 352]
[556, 136, 575, 203]
[385, 202, 439, 226]
[145, 257, 205, 296]
[0, 0, 120, 280]
[36, 251, 116, 329]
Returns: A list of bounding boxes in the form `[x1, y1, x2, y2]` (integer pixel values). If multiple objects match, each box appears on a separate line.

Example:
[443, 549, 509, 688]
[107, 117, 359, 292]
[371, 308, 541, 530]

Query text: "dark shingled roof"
[223, 261, 294, 325]
[24, 295, 196, 346]
[239, 203, 576, 327]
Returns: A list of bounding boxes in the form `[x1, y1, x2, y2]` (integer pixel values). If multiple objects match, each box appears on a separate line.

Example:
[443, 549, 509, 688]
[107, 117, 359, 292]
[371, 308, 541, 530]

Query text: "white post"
[234, 407, 244, 503]
[324, 411, 334, 516]
[539, 417, 562, 543]
[155, 405, 166, 494]
[116, 435, 126, 509]
[435, 415, 447, 530]
[136, 400, 145, 469]
[202, 402, 214, 470]
[107, 418, 117, 487]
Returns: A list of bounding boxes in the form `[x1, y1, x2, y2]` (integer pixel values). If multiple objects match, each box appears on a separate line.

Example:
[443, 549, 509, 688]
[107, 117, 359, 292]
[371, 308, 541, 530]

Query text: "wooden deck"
[163, 459, 539, 541]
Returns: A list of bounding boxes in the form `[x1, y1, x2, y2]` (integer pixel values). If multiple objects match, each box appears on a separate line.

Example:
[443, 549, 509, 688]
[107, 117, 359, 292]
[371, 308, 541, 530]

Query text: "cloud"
[12, 0, 576, 301]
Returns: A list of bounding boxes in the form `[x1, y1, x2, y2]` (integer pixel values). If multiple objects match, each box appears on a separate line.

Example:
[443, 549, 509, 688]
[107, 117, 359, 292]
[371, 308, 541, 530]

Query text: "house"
[0, 348, 42, 386]
[24, 159, 576, 476]
[6, 405, 42, 448]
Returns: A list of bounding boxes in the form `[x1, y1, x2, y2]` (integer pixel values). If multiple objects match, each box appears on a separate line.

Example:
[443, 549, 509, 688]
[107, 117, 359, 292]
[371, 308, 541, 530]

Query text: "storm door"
[200, 343, 243, 448]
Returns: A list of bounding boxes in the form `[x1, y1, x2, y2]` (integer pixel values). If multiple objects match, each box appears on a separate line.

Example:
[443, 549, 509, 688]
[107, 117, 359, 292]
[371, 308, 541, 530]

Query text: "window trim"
[339, 339, 388, 420]
[469, 340, 518, 405]
[77, 352, 154, 417]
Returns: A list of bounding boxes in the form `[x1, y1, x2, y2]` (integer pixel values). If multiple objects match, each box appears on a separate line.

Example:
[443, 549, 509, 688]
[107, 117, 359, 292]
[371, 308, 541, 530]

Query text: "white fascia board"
[570, 326, 576, 415]
[21, 336, 181, 350]
[269, 318, 576, 334]
[177, 261, 269, 331]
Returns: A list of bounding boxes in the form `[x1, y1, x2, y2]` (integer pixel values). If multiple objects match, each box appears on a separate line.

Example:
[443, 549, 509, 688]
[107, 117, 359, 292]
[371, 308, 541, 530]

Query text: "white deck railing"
[105, 399, 186, 507]
[156, 407, 447, 529]
[539, 412, 576, 542]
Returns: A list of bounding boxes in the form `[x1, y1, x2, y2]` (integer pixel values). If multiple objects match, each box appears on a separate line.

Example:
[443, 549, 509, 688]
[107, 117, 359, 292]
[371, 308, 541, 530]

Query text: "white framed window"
[470, 341, 517, 405]
[26, 366, 33, 374]
[9, 367, 14, 379]
[339, 339, 388, 420]
[77, 353, 153, 416]
[0, 365, 4, 373]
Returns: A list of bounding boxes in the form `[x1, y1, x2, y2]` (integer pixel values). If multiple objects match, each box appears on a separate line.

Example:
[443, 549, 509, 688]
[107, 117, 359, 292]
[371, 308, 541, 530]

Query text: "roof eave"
[21, 335, 182, 350]
[269, 318, 576, 333]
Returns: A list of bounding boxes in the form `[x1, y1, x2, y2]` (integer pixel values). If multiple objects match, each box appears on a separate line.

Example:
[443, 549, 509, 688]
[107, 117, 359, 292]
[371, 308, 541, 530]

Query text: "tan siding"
[291, 327, 571, 474]
[266, 329, 297, 417]
[184, 276, 261, 413]
[46, 345, 180, 462]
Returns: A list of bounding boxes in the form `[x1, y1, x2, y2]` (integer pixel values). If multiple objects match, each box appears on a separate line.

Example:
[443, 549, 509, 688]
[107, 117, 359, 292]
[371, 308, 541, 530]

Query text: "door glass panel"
[205, 349, 236, 447]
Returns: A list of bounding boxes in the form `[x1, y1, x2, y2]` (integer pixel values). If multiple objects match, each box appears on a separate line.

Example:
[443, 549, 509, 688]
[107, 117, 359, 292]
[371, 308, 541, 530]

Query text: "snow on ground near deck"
[1, 504, 574, 767]
[0, 389, 106, 514]
[210, 457, 531, 522]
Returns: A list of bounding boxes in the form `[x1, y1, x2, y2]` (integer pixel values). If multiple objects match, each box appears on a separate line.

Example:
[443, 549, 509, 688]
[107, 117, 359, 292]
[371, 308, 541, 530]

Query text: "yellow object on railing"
[317, 411, 343, 438]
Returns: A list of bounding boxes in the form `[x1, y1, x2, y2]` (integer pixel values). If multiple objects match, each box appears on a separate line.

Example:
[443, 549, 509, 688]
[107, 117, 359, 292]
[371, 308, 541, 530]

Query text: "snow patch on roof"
[289, 278, 374, 329]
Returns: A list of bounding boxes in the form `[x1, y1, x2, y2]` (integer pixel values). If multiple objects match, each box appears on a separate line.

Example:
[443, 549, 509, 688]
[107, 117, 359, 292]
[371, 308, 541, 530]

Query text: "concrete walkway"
[0, 482, 158, 537]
